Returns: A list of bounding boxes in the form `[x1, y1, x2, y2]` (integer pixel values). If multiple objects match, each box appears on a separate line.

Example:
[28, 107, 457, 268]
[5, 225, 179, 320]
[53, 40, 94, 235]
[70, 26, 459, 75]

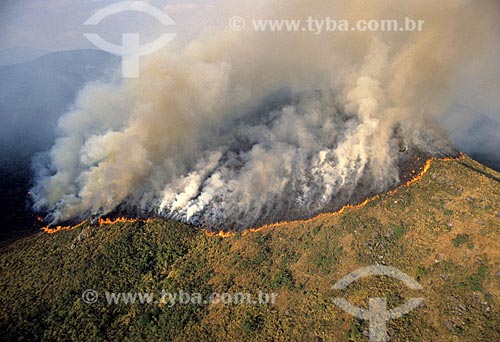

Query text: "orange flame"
[42, 219, 88, 234]
[204, 230, 236, 239]
[203, 154, 465, 239]
[42, 154, 465, 237]
[97, 217, 139, 226]
[41, 216, 154, 234]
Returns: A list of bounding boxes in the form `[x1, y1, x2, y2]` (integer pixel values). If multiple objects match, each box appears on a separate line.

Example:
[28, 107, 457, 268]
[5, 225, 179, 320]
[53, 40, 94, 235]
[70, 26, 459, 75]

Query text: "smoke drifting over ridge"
[31, 0, 499, 229]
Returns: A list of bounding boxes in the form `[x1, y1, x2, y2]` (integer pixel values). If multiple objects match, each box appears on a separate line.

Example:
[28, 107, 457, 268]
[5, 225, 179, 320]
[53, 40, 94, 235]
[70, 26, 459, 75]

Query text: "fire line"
[41, 154, 464, 237]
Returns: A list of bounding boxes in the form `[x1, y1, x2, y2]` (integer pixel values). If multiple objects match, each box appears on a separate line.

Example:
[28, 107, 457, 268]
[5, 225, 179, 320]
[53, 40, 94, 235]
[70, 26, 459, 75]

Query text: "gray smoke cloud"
[31, 0, 500, 229]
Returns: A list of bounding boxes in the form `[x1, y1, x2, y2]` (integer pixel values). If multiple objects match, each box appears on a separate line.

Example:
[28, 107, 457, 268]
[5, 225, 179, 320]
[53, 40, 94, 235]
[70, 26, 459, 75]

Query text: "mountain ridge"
[1, 155, 499, 341]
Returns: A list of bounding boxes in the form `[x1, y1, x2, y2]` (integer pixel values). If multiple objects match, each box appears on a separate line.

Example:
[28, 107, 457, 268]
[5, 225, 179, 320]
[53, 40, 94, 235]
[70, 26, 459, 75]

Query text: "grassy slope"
[1, 156, 499, 341]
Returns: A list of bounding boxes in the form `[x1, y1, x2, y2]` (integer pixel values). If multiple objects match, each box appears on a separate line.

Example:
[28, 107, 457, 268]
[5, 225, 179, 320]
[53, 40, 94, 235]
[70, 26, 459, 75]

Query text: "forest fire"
[41, 216, 158, 234]
[204, 153, 465, 239]
[42, 219, 88, 234]
[97, 217, 139, 226]
[41, 154, 465, 237]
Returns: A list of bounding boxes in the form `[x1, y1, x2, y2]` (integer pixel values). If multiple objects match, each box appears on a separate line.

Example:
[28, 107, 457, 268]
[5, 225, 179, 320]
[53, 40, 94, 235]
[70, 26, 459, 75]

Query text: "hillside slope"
[1, 156, 499, 341]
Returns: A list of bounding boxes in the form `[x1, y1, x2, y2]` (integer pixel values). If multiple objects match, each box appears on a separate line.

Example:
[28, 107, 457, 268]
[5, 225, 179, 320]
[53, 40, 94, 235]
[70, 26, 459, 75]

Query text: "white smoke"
[31, 0, 499, 229]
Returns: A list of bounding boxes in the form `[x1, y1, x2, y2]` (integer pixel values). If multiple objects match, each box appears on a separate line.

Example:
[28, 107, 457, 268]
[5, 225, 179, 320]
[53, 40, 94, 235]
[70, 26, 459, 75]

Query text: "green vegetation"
[453, 233, 471, 248]
[1, 156, 499, 341]
[271, 269, 294, 289]
[393, 223, 406, 240]
[467, 264, 488, 291]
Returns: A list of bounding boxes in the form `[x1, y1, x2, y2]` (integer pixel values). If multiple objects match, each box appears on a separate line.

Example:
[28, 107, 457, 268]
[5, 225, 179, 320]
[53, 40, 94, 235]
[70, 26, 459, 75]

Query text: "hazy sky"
[0, 0, 219, 51]
[0, 0, 498, 131]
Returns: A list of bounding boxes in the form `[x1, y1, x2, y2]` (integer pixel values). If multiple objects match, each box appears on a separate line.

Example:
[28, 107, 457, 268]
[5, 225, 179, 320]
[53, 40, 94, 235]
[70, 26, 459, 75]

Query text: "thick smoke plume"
[31, 0, 499, 230]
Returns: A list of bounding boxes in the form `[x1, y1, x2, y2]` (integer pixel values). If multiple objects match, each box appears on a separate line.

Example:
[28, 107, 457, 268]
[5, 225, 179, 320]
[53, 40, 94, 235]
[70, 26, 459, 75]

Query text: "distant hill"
[0, 49, 119, 161]
[1, 156, 498, 341]
[0, 47, 50, 66]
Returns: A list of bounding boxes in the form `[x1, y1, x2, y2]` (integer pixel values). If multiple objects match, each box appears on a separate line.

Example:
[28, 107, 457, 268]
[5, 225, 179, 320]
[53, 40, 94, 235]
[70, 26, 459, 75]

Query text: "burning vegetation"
[29, 1, 496, 231]
[4, 152, 499, 342]
[42, 153, 465, 237]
